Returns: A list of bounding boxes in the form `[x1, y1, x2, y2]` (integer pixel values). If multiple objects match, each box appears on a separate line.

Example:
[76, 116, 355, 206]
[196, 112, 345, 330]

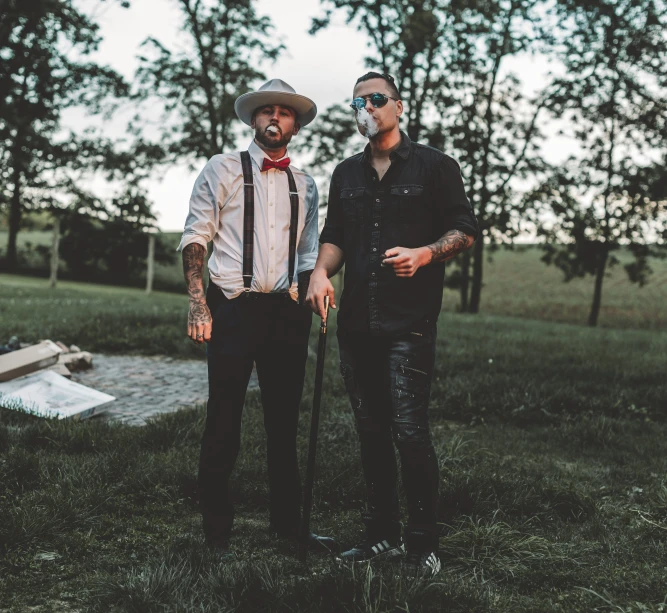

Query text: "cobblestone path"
[71, 355, 258, 426]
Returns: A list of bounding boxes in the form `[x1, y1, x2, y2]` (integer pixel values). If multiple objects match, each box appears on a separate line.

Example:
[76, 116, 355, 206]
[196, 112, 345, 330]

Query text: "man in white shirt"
[178, 79, 334, 557]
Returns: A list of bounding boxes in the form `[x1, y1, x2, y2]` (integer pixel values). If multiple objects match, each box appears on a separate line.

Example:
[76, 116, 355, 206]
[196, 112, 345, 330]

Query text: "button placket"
[268, 169, 277, 286]
[369, 189, 383, 334]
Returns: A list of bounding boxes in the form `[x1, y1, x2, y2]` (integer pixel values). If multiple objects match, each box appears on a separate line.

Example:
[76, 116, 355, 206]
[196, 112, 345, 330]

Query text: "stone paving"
[71, 355, 259, 426]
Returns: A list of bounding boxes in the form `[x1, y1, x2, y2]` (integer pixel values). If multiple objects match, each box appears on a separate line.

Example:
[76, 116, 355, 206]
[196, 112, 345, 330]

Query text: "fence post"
[146, 233, 155, 294]
[49, 217, 61, 289]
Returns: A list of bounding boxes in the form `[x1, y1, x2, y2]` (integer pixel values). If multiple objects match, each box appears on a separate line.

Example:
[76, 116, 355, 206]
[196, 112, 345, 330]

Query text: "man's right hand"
[188, 301, 212, 344]
[306, 269, 336, 321]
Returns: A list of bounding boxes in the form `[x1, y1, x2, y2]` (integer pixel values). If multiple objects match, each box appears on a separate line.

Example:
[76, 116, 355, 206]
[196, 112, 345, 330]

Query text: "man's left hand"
[382, 246, 430, 278]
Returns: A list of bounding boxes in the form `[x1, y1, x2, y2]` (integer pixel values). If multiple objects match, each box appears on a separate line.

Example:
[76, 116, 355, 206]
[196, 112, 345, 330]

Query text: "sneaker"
[337, 536, 405, 563]
[401, 550, 442, 578]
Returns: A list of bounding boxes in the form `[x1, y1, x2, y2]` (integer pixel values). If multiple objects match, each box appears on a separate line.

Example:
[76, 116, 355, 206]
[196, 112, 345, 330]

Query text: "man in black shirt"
[306, 72, 478, 577]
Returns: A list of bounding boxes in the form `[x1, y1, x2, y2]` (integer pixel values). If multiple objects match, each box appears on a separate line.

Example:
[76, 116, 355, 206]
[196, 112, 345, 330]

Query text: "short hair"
[355, 72, 400, 99]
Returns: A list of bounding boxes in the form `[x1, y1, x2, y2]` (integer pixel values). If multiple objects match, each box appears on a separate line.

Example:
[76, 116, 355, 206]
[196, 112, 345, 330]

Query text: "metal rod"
[298, 295, 329, 563]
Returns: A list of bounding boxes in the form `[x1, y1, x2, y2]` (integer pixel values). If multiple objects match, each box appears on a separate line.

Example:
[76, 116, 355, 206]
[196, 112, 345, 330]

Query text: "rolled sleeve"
[319, 169, 344, 249]
[435, 156, 479, 240]
[176, 157, 222, 251]
[296, 177, 319, 274]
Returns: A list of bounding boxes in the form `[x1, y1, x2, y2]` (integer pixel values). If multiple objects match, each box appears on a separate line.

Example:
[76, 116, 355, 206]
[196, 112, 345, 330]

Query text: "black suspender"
[239, 151, 299, 292]
[240, 151, 255, 290]
[285, 167, 299, 288]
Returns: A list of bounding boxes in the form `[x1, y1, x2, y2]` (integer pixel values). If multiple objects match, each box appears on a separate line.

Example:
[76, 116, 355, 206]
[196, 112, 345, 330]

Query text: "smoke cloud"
[356, 108, 379, 139]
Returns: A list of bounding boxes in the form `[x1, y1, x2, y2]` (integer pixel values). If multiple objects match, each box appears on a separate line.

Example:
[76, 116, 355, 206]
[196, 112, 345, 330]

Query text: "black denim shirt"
[320, 131, 479, 337]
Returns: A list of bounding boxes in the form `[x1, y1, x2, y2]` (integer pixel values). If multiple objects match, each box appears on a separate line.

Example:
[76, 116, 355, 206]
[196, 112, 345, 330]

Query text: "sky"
[68, 0, 560, 232]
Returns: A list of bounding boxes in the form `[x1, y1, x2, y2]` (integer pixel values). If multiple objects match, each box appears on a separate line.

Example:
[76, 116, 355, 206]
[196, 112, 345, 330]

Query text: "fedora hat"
[234, 79, 317, 127]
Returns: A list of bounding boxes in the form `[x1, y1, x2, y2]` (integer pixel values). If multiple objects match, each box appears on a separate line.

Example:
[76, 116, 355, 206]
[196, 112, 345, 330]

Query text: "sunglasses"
[350, 93, 399, 111]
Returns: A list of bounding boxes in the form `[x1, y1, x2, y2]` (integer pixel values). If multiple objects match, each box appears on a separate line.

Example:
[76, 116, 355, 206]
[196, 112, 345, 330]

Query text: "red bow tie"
[261, 157, 290, 172]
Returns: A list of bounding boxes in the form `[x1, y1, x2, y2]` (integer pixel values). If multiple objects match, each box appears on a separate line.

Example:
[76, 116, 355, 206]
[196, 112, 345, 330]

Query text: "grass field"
[442, 247, 667, 330]
[1, 273, 666, 611]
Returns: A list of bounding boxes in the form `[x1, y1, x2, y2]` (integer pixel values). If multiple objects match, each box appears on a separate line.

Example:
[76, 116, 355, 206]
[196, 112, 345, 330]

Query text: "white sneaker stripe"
[372, 545, 379, 554]
[382, 540, 390, 549]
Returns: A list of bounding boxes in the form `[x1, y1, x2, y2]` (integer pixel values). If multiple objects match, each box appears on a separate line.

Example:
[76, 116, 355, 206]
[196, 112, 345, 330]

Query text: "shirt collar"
[247, 139, 289, 170]
[361, 130, 412, 165]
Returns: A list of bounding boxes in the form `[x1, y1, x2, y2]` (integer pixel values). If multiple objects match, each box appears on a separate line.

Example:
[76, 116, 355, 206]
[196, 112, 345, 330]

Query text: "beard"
[254, 125, 292, 150]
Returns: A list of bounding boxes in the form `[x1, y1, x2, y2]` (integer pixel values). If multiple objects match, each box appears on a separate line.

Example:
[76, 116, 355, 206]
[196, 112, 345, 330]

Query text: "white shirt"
[177, 140, 319, 300]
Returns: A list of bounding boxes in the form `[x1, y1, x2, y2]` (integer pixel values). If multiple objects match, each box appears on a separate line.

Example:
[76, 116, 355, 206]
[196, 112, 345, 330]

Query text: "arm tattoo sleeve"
[426, 230, 472, 264]
[182, 243, 206, 303]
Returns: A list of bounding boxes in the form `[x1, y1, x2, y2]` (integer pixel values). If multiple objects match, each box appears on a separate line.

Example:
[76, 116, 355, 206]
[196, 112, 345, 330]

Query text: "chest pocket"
[340, 187, 366, 225]
[390, 184, 426, 224]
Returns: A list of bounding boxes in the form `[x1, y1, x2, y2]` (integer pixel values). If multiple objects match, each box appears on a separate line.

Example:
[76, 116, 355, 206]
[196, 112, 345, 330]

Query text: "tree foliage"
[133, 0, 283, 165]
[0, 0, 130, 270]
[59, 183, 175, 285]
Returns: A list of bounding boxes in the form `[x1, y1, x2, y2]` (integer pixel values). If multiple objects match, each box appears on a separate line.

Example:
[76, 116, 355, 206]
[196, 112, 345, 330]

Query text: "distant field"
[2, 230, 664, 329]
[442, 247, 667, 329]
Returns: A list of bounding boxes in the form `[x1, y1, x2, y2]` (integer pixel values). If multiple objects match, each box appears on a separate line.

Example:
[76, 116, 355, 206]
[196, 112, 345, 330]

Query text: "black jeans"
[199, 285, 312, 544]
[338, 320, 439, 551]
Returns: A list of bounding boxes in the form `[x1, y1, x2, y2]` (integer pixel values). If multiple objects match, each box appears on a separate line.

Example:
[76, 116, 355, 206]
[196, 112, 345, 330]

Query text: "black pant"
[338, 320, 439, 551]
[198, 285, 312, 544]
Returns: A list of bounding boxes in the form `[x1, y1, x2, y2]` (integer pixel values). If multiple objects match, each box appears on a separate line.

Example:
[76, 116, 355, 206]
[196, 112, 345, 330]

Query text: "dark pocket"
[390, 184, 425, 224]
[340, 187, 366, 226]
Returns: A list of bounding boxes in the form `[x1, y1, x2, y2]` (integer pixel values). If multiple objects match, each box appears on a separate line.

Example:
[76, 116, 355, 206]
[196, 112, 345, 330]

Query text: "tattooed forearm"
[182, 243, 211, 328]
[426, 230, 474, 264]
[182, 243, 206, 303]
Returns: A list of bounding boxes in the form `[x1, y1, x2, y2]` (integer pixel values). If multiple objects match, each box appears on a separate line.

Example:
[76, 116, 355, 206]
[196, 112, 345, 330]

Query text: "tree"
[0, 0, 129, 270]
[133, 0, 283, 165]
[424, 0, 550, 313]
[59, 181, 175, 285]
[311, 1, 452, 142]
[312, 1, 551, 313]
[531, 0, 667, 326]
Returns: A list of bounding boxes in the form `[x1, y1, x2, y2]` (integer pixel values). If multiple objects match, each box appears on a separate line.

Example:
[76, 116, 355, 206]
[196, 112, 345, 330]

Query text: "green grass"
[1, 272, 666, 611]
[1, 396, 666, 611]
[0, 273, 203, 359]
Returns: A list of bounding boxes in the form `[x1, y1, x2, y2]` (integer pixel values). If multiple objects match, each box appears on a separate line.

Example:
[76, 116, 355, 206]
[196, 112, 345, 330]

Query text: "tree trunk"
[469, 2, 515, 315]
[588, 246, 608, 327]
[459, 249, 471, 312]
[49, 217, 60, 288]
[6, 164, 22, 271]
[146, 233, 155, 294]
[469, 233, 484, 313]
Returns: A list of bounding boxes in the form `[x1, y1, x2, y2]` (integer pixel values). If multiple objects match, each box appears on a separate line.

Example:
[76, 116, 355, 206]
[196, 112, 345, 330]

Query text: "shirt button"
[269, 269, 273, 273]
[376, 199, 380, 203]
[374, 223, 379, 227]
[270, 202, 273, 206]
[371, 273, 376, 277]
[270, 224, 274, 228]
[404, 189, 409, 194]
[372, 248, 377, 252]
[271, 246, 274, 250]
